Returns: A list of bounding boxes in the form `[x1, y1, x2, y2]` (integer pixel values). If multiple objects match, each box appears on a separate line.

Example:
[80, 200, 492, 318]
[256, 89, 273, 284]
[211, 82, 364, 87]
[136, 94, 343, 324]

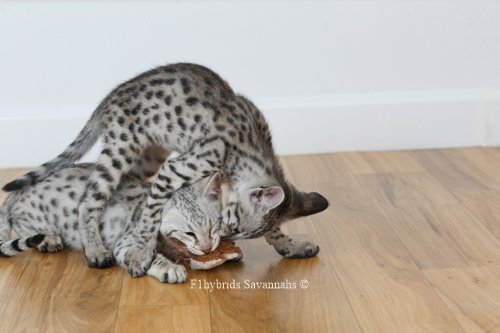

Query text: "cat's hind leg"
[128, 145, 169, 180]
[78, 141, 141, 268]
[36, 235, 64, 253]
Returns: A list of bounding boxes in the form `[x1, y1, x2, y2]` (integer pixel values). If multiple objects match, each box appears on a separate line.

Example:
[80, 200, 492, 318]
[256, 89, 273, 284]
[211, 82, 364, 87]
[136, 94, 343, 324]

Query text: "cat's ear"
[202, 173, 222, 201]
[248, 186, 285, 214]
[287, 188, 329, 218]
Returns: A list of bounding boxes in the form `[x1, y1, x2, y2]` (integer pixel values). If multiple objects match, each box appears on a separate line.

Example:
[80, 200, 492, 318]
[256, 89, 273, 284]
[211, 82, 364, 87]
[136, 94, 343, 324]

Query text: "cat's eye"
[186, 232, 197, 239]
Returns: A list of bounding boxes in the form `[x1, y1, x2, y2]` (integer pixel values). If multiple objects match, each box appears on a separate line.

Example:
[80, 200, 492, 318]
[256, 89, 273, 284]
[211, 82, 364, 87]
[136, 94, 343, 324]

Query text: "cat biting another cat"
[3, 63, 329, 276]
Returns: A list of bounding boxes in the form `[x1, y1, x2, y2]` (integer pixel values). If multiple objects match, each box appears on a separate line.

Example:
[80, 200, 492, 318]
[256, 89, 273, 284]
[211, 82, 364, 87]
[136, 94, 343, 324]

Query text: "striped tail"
[2, 101, 106, 192]
[0, 234, 45, 257]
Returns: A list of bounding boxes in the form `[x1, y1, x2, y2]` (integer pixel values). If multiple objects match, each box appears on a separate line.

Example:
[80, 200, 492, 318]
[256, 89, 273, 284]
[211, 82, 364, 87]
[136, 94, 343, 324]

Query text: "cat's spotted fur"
[0, 164, 223, 283]
[4, 63, 328, 276]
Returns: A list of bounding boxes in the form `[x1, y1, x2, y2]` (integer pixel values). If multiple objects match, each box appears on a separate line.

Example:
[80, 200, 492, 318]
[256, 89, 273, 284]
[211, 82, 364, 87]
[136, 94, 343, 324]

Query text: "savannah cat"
[3, 63, 329, 276]
[0, 164, 223, 283]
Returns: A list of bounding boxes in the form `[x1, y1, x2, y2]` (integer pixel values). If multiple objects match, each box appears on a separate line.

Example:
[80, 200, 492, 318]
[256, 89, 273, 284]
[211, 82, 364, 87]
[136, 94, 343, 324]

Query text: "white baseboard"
[1, 89, 499, 168]
[265, 89, 500, 155]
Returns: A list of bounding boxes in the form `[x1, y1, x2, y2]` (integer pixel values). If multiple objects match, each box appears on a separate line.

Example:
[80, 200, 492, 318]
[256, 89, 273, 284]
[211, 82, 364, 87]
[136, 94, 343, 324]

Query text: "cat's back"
[109, 63, 235, 105]
[8, 165, 150, 248]
[9, 164, 93, 215]
[102, 63, 279, 161]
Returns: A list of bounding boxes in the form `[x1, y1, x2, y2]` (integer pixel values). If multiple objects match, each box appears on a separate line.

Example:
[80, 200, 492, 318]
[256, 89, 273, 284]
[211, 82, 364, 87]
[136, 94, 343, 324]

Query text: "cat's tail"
[0, 189, 45, 255]
[0, 234, 46, 257]
[2, 101, 106, 192]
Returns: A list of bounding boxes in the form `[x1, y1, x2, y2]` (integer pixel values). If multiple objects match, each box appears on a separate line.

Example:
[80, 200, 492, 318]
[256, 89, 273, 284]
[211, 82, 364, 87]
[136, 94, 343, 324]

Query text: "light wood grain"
[115, 304, 211, 333]
[1, 149, 500, 332]
[284, 154, 463, 333]
[358, 172, 500, 269]
[207, 238, 361, 333]
[342, 150, 425, 175]
[414, 148, 500, 240]
[118, 268, 208, 307]
[424, 266, 500, 333]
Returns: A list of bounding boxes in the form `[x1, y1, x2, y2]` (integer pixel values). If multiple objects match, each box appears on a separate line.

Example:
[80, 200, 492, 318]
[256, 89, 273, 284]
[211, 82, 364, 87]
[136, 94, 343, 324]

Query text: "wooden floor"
[1, 148, 500, 332]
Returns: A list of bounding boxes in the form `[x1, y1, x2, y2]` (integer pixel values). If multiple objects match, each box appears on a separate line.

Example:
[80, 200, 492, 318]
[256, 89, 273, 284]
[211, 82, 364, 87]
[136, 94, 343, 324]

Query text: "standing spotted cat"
[0, 164, 223, 283]
[4, 63, 329, 276]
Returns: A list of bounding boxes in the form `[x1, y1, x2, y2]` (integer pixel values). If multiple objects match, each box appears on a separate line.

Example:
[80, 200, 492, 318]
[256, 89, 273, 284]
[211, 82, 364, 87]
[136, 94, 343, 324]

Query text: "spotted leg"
[114, 236, 187, 283]
[265, 226, 320, 258]
[78, 144, 139, 268]
[124, 141, 225, 277]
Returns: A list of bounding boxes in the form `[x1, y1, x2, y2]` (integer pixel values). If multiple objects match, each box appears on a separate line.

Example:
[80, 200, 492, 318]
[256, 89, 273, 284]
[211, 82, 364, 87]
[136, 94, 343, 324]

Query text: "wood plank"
[0, 252, 32, 316]
[119, 268, 209, 307]
[413, 149, 500, 240]
[342, 151, 425, 175]
[3, 149, 500, 332]
[0, 250, 123, 333]
[444, 148, 500, 191]
[358, 172, 500, 269]
[424, 266, 500, 333]
[114, 304, 211, 333]
[47, 251, 124, 333]
[52, 250, 124, 297]
[412, 149, 489, 192]
[284, 154, 463, 333]
[0, 250, 69, 332]
[207, 237, 361, 333]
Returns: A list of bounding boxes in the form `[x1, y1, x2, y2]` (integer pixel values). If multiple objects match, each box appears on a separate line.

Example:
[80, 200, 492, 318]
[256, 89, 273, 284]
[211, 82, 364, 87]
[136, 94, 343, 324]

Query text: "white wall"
[0, 0, 499, 167]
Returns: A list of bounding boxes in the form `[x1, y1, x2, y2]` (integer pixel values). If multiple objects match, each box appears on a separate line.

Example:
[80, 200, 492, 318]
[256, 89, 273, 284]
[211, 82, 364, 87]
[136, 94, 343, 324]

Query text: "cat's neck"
[225, 154, 285, 190]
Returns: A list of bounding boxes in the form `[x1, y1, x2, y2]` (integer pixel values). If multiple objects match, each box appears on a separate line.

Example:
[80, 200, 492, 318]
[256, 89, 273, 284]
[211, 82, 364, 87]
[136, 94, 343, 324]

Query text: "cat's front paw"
[36, 235, 64, 253]
[124, 244, 155, 277]
[85, 246, 114, 269]
[274, 239, 320, 258]
[148, 263, 187, 283]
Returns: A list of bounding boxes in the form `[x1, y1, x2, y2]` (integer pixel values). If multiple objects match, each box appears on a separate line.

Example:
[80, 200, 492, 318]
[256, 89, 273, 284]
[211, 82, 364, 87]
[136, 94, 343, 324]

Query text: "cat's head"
[160, 173, 223, 256]
[221, 182, 328, 239]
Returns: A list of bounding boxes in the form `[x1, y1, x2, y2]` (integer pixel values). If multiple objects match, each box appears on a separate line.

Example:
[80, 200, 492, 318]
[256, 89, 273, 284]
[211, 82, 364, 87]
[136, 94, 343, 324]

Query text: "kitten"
[0, 164, 222, 283]
[3, 63, 329, 275]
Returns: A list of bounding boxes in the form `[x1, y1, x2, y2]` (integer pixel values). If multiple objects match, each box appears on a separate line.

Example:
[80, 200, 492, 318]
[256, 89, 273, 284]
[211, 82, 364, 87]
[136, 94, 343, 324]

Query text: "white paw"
[85, 246, 114, 268]
[148, 263, 187, 283]
[124, 244, 156, 277]
[36, 235, 64, 253]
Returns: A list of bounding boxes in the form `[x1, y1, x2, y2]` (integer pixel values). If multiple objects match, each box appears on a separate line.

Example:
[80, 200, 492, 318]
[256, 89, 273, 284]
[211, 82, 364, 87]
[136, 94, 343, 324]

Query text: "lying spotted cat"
[0, 164, 224, 283]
